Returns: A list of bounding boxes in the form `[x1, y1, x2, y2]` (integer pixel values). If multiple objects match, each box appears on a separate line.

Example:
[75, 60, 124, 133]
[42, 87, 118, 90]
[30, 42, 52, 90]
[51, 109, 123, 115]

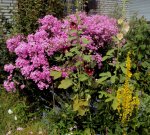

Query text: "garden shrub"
[100, 16, 150, 134]
[4, 12, 118, 91]
[125, 16, 150, 94]
[3, 12, 119, 133]
[15, 0, 65, 35]
[2, 11, 150, 134]
[0, 10, 14, 83]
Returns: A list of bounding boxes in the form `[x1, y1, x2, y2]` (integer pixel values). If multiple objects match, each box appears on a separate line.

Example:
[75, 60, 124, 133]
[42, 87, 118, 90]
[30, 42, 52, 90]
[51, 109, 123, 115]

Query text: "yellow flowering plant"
[116, 52, 140, 134]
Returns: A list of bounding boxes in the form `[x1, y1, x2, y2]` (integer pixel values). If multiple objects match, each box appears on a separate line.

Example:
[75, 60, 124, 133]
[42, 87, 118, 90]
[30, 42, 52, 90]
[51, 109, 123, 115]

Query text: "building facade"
[0, 0, 150, 21]
[128, 0, 150, 21]
[0, 0, 16, 20]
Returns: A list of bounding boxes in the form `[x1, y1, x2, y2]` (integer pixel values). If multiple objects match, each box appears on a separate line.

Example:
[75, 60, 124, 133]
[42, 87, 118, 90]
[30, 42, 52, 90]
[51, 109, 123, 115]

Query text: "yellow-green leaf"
[105, 97, 113, 102]
[110, 75, 116, 83]
[82, 37, 90, 44]
[102, 56, 110, 61]
[78, 74, 88, 82]
[84, 128, 91, 135]
[106, 49, 115, 56]
[112, 98, 118, 110]
[82, 55, 92, 62]
[96, 76, 109, 84]
[50, 70, 61, 80]
[58, 79, 73, 89]
[99, 72, 111, 77]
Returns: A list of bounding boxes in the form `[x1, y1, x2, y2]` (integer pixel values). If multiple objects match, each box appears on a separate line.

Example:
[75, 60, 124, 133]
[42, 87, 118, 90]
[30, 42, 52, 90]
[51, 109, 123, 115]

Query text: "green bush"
[123, 16, 150, 94]
[15, 0, 65, 35]
[1, 1, 150, 133]
[0, 10, 13, 83]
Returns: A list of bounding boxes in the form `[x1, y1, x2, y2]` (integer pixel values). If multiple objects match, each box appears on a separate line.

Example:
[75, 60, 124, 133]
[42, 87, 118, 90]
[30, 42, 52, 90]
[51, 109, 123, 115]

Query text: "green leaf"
[140, 44, 146, 50]
[142, 61, 150, 68]
[119, 75, 125, 83]
[112, 98, 118, 110]
[75, 61, 82, 67]
[82, 55, 91, 62]
[110, 75, 116, 83]
[99, 94, 103, 98]
[50, 70, 61, 80]
[120, 64, 126, 74]
[69, 29, 77, 34]
[96, 76, 109, 84]
[78, 74, 88, 82]
[99, 91, 108, 98]
[70, 47, 78, 52]
[105, 97, 113, 102]
[102, 56, 110, 61]
[106, 49, 115, 56]
[134, 73, 140, 80]
[82, 37, 90, 44]
[116, 62, 119, 69]
[138, 53, 143, 60]
[65, 52, 73, 57]
[100, 91, 109, 96]
[55, 54, 63, 61]
[69, 37, 76, 41]
[58, 79, 73, 89]
[99, 72, 111, 77]
[84, 128, 91, 135]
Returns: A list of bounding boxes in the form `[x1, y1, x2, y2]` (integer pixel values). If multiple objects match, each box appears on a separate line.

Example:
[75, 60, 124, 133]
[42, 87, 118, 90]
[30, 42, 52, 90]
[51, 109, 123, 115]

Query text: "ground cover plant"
[1, 8, 150, 135]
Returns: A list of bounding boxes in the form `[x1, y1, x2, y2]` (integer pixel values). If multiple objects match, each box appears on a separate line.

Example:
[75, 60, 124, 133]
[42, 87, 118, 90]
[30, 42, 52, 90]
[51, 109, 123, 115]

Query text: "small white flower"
[14, 115, 17, 120]
[29, 131, 33, 134]
[69, 127, 73, 131]
[8, 109, 13, 114]
[6, 131, 11, 135]
[17, 127, 24, 131]
[74, 125, 77, 129]
[38, 131, 43, 134]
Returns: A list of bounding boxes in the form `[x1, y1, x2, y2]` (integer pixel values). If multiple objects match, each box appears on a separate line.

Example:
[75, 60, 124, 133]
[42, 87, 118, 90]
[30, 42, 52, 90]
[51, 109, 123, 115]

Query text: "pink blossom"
[4, 64, 15, 73]
[16, 127, 24, 131]
[15, 42, 28, 58]
[4, 12, 118, 91]
[6, 35, 23, 52]
[20, 84, 25, 89]
[37, 81, 49, 90]
[15, 58, 29, 68]
[3, 80, 16, 92]
[92, 53, 103, 68]
[62, 72, 69, 78]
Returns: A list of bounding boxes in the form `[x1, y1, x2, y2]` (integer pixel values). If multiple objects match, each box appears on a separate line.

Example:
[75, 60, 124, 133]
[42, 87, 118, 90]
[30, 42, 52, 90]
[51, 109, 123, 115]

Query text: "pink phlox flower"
[4, 64, 15, 73]
[37, 81, 49, 90]
[92, 53, 102, 68]
[20, 84, 25, 89]
[6, 35, 23, 52]
[15, 41, 28, 58]
[15, 58, 29, 68]
[20, 65, 34, 77]
[3, 80, 16, 92]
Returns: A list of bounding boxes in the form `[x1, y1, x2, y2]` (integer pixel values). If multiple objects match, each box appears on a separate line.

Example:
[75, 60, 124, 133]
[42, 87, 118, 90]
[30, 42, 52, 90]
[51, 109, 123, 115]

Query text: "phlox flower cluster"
[4, 12, 118, 91]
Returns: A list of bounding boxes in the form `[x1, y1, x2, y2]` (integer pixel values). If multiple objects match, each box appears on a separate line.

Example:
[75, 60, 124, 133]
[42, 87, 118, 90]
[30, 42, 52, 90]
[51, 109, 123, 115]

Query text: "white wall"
[128, 0, 150, 21]
[0, 0, 17, 21]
